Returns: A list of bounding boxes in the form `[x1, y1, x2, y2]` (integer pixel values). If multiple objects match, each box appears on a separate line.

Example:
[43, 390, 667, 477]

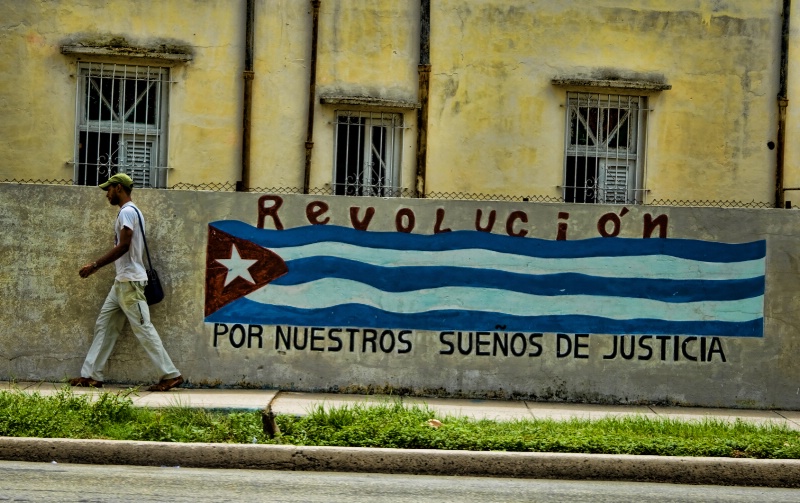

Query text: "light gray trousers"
[81, 280, 180, 382]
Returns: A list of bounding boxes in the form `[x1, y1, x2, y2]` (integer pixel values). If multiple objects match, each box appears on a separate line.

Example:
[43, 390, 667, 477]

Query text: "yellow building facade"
[2, 0, 797, 207]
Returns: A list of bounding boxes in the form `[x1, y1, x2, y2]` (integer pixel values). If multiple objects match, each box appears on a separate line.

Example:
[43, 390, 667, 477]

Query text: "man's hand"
[79, 262, 98, 278]
[80, 227, 131, 278]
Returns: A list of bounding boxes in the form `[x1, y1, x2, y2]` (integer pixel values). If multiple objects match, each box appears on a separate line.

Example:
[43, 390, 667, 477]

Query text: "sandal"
[68, 377, 103, 388]
[148, 375, 184, 392]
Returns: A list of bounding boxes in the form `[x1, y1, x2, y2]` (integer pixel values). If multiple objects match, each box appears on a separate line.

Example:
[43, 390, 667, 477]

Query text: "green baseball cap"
[99, 173, 134, 190]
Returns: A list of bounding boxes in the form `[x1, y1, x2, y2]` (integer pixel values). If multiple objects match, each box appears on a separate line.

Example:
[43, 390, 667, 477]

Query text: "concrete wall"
[3, 183, 800, 409]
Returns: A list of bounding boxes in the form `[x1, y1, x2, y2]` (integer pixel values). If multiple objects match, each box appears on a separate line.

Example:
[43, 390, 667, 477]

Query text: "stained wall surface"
[2, 183, 800, 409]
[0, 0, 245, 186]
[427, 1, 783, 203]
[1, 1, 796, 204]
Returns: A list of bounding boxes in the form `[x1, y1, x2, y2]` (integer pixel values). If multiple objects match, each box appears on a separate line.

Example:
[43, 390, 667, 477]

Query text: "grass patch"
[278, 402, 800, 458]
[1, 387, 799, 459]
[0, 387, 265, 444]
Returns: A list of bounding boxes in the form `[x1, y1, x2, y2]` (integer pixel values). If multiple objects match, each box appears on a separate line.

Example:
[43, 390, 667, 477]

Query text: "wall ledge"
[551, 78, 671, 91]
[320, 95, 420, 110]
[61, 45, 193, 63]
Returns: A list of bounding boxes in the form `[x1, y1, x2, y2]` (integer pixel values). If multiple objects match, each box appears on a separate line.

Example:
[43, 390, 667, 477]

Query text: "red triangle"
[205, 225, 288, 316]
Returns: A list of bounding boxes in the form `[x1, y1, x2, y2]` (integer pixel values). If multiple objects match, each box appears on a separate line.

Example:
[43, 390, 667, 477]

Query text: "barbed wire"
[1, 178, 780, 208]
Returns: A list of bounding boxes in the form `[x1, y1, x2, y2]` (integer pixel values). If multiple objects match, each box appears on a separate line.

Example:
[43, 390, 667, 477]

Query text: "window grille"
[73, 63, 169, 188]
[563, 92, 647, 204]
[333, 111, 403, 197]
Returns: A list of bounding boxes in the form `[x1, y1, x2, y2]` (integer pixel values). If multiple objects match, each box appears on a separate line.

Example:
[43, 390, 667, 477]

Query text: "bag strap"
[129, 205, 154, 270]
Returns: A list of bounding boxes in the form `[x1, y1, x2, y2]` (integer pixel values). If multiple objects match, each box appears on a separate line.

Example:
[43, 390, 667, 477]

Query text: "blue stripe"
[206, 298, 764, 337]
[273, 257, 764, 303]
[210, 221, 766, 262]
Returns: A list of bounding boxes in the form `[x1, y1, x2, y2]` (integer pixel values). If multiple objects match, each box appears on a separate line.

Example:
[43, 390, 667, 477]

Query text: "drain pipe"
[303, 0, 321, 194]
[776, 0, 791, 207]
[415, 0, 431, 198]
[238, 0, 255, 192]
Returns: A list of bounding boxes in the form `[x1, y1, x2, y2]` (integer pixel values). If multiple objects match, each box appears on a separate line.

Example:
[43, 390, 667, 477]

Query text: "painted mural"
[205, 219, 766, 337]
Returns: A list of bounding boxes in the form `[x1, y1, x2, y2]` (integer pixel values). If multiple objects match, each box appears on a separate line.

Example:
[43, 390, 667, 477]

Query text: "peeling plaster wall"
[307, 1, 420, 193]
[1, 0, 790, 203]
[248, 0, 310, 190]
[782, 2, 800, 204]
[240, 0, 422, 191]
[2, 183, 800, 409]
[427, 0, 782, 202]
[0, 0, 244, 185]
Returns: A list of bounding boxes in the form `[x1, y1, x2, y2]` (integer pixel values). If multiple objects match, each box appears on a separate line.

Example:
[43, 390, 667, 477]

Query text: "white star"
[215, 244, 258, 286]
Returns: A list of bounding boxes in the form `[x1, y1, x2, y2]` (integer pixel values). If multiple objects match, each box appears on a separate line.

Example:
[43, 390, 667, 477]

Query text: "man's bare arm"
[79, 226, 133, 278]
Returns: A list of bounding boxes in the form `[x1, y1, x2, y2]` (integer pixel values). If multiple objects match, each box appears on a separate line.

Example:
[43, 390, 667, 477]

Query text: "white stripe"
[246, 278, 763, 323]
[271, 242, 764, 281]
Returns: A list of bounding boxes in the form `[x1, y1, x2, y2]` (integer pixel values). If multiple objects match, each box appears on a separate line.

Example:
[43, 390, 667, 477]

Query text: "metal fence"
[648, 198, 774, 209]
[1, 178, 778, 208]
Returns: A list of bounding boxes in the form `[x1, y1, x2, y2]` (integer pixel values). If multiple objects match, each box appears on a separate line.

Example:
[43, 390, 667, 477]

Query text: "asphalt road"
[0, 461, 798, 503]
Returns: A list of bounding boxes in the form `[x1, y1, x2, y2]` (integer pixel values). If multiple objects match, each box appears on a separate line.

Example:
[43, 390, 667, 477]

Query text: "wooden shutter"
[599, 163, 630, 204]
[120, 139, 154, 188]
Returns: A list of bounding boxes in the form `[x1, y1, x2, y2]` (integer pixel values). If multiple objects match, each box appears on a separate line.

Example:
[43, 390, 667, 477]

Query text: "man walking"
[70, 173, 183, 392]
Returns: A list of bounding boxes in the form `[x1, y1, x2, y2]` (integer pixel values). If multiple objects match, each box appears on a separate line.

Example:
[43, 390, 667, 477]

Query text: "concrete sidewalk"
[3, 380, 800, 488]
[3, 380, 800, 428]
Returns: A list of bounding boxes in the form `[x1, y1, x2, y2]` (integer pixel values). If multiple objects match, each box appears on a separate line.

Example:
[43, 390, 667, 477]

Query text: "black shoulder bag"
[131, 206, 165, 305]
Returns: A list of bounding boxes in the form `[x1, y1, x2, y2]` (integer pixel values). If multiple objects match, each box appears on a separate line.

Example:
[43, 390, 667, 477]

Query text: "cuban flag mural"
[205, 220, 766, 337]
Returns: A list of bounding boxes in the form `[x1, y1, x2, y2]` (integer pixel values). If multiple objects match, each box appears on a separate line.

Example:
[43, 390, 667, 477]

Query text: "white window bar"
[333, 110, 404, 197]
[562, 92, 647, 204]
[73, 62, 169, 188]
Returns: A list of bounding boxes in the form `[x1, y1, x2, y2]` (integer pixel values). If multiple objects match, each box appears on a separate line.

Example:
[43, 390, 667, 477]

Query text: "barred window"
[333, 111, 403, 197]
[563, 93, 647, 204]
[73, 63, 169, 188]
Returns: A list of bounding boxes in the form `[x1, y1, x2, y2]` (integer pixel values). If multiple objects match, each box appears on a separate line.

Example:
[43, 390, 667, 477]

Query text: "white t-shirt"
[114, 202, 148, 282]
